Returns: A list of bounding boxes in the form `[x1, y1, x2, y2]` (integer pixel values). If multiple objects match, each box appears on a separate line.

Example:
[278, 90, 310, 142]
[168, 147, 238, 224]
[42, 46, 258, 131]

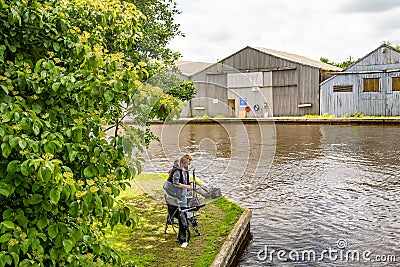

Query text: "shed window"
[363, 78, 379, 92]
[333, 85, 353, 93]
[392, 77, 400, 91]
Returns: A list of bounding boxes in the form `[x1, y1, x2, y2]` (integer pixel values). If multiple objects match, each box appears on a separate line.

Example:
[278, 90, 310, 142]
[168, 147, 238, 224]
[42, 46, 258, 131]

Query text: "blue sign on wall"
[240, 98, 247, 107]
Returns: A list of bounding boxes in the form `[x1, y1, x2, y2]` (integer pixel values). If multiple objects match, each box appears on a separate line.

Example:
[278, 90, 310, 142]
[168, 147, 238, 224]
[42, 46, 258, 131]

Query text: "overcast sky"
[168, 0, 400, 64]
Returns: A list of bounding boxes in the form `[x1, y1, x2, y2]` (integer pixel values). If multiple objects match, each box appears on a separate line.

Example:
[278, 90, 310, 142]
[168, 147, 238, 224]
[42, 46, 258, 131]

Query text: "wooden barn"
[177, 46, 341, 117]
[320, 44, 400, 116]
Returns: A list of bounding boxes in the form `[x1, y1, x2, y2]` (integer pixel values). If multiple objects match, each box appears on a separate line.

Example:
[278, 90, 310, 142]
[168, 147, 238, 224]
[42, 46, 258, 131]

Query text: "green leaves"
[26, 194, 42, 205]
[16, 214, 28, 228]
[1, 143, 11, 158]
[73, 128, 82, 142]
[48, 225, 58, 239]
[83, 164, 98, 178]
[0, 234, 12, 243]
[1, 221, 15, 229]
[104, 90, 114, 101]
[9, 137, 21, 149]
[20, 160, 31, 176]
[69, 202, 79, 217]
[18, 138, 27, 149]
[37, 218, 48, 230]
[0, 0, 187, 265]
[32, 104, 42, 114]
[0, 182, 14, 197]
[110, 211, 119, 227]
[52, 82, 61, 92]
[6, 160, 18, 174]
[62, 239, 73, 253]
[8, 7, 21, 26]
[52, 42, 60, 52]
[49, 188, 61, 204]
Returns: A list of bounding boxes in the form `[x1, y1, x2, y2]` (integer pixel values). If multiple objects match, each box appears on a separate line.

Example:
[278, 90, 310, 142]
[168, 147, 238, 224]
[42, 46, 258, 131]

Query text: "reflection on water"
[142, 123, 400, 266]
[143, 122, 276, 195]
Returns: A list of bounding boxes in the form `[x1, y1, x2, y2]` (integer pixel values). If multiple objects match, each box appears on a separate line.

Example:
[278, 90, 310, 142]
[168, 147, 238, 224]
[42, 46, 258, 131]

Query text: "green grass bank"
[107, 174, 244, 267]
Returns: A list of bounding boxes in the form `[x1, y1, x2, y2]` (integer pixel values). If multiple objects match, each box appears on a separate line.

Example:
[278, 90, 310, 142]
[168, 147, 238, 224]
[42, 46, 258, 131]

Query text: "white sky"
[168, 0, 400, 64]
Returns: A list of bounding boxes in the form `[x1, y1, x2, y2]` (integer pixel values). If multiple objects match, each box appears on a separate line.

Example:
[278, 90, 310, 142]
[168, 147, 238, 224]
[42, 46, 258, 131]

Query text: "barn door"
[228, 99, 236, 117]
[358, 75, 386, 116]
[386, 74, 396, 116]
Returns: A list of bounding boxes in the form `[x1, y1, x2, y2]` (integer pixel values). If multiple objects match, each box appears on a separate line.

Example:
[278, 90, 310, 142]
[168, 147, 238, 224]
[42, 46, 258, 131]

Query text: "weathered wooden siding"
[390, 91, 400, 115]
[184, 82, 228, 117]
[320, 74, 356, 116]
[182, 63, 229, 117]
[298, 66, 320, 115]
[219, 47, 322, 116]
[220, 48, 295, 70]
[347, 46, 400, 72]
[321, 45, 400, 116]
[272, 68, 297, 116]
[185, 46, 334, 117]
[192, 63, 228, 87]
[272, 66, 320, 116]
[263, 71, 273, 116]
[357, 74, 387, 116]
[321, 72, 400, 116]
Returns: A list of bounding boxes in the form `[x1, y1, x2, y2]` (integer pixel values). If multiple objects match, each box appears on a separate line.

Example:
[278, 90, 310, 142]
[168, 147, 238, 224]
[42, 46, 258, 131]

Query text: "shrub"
[0, 0, 183, 266]
[353, 111, 365, 118]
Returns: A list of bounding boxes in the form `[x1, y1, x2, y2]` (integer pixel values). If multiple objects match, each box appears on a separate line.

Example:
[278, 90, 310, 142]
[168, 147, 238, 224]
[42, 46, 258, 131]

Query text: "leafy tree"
[145, 72, 196, 102]
[144, 73, 197, 119]
[0, 0, 187, 266]
[131, 0, 183, 68]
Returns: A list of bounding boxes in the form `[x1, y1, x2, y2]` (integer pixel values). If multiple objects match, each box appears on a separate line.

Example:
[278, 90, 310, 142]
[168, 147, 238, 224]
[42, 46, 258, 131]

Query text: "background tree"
[131, 0, 183, 69]
[144, 73, 197, 119]
[320, 57, 355, 69]
[0, 0, 189, 266]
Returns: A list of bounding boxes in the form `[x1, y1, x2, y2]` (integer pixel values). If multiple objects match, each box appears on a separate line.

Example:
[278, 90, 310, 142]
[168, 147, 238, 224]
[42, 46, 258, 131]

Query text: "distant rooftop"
[175, 61, 213, 77]
[253, 47, 342, 71]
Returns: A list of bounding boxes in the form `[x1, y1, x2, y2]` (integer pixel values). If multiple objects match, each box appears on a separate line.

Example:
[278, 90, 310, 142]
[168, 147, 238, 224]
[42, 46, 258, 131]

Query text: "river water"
[140, 122, 400, 266]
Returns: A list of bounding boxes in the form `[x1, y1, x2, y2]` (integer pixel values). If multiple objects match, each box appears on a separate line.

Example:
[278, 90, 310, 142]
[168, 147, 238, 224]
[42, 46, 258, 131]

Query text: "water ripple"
[141, 123, 400, 267]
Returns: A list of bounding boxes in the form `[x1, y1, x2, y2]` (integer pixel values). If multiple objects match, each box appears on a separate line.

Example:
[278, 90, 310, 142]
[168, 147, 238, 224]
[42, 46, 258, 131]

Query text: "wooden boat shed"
[177, 46, 341, 117]
[320, 44, 400, 116]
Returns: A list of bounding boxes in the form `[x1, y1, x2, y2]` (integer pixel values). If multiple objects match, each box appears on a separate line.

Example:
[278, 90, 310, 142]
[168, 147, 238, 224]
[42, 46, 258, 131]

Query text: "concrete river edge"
[148, 117, 400, 125]
[211, 205, 252, 267]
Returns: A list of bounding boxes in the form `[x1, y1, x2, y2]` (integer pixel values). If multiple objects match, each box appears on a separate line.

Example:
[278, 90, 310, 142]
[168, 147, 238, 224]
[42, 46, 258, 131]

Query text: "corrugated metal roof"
[175, 61, 213, 77]
[253, 47, 342, 71]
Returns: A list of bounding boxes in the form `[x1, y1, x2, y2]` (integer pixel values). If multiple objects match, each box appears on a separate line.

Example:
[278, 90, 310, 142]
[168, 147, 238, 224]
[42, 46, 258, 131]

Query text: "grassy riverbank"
[107, 174, 244, 267]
